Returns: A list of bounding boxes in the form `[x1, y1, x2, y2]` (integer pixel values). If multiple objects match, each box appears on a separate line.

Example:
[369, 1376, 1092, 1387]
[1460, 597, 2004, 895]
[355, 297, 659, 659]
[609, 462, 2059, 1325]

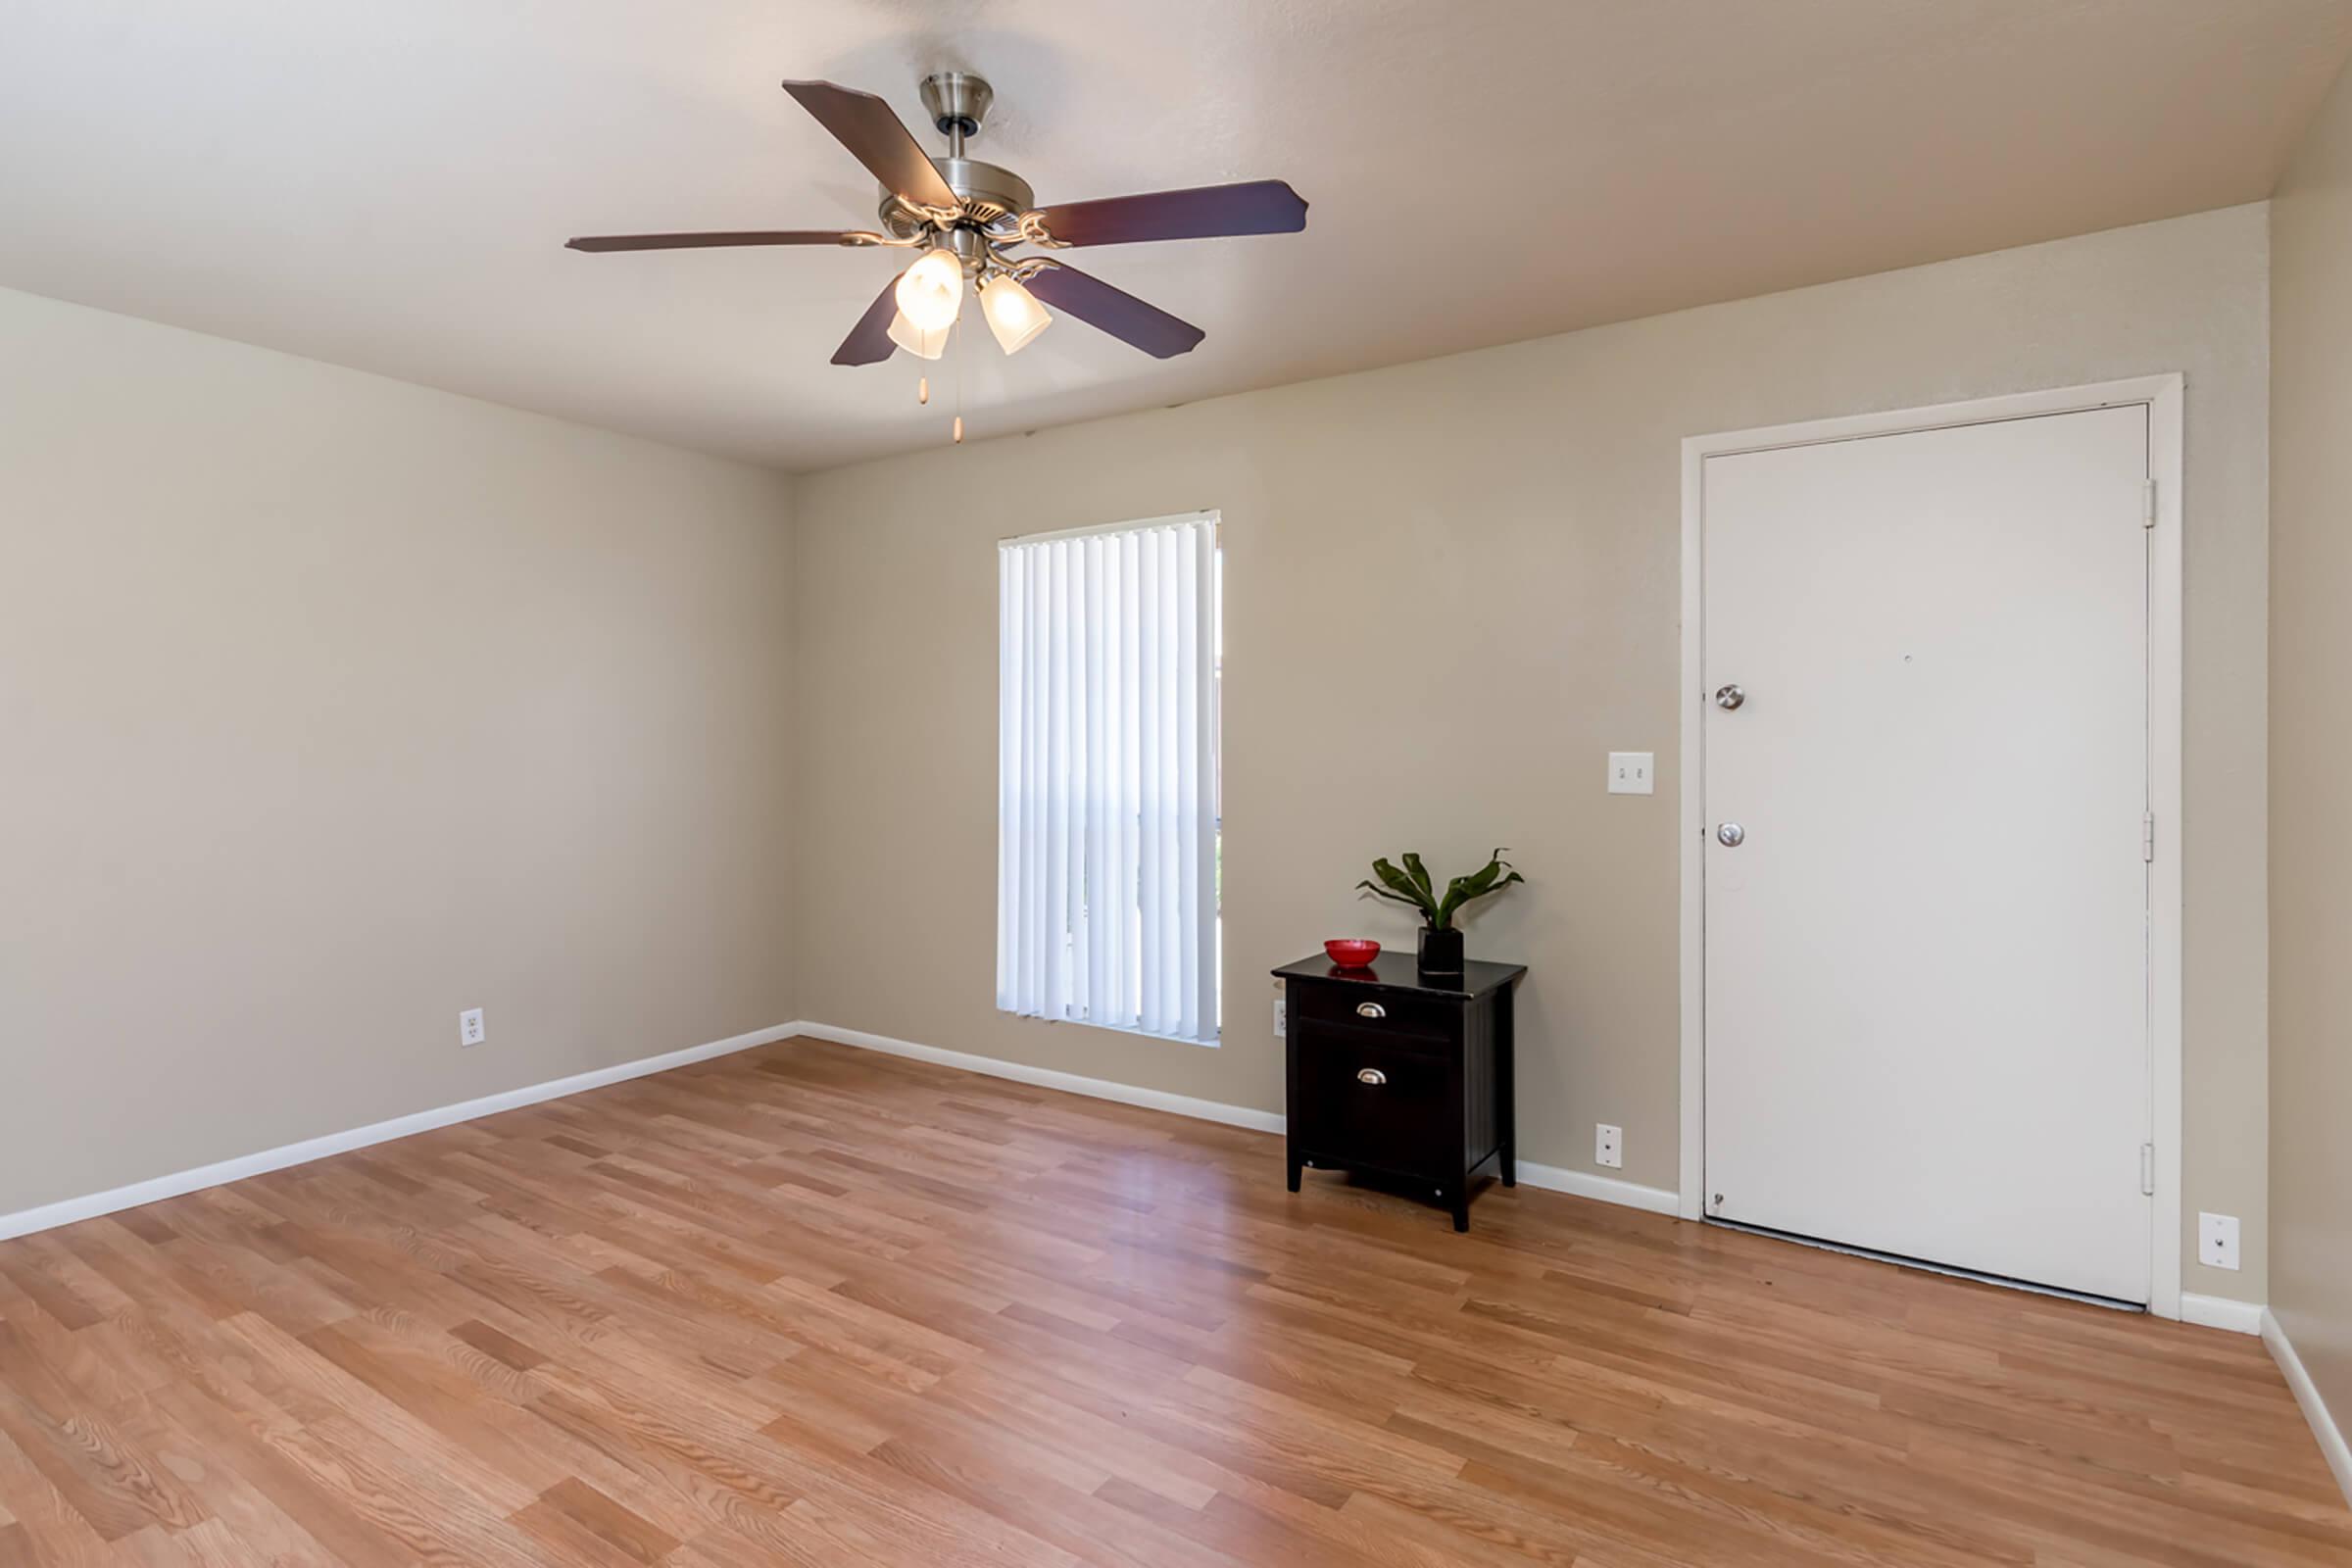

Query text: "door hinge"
[2142, 811, 2156, 862]
[2142, 478, 2158, 529]
[2140, 1143, 2156, 1197]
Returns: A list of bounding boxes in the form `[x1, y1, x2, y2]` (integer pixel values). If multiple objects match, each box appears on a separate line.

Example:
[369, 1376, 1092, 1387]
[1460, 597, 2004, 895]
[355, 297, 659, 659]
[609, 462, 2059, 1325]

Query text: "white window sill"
[998, 1009, 1221, 1050]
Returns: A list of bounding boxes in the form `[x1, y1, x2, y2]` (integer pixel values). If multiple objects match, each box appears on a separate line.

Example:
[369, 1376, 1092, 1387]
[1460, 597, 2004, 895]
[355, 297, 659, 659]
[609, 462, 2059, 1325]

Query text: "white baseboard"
[793, 1021, 1285, 1134]
[2180, 1292, 2267, 1335]
[1513, 1160, 1681, 1215]
[0, 1021, 801, 1244]
[2264, 1307, 2352, 1510]
[795, 1021, 1681, 1216]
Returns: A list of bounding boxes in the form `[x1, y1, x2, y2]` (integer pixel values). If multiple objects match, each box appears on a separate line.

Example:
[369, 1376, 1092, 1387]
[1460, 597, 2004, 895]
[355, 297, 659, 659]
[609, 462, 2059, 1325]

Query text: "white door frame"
[1678, 374, 2185, 1319]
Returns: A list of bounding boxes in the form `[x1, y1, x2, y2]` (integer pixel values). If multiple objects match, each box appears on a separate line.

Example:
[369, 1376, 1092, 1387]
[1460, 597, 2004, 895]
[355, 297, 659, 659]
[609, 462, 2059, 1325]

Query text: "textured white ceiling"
[3, 1, 2347, 471]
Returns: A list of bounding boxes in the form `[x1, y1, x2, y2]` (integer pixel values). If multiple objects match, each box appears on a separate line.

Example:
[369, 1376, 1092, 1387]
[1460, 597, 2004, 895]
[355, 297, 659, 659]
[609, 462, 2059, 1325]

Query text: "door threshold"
[1703, 1218, 2145, 1312]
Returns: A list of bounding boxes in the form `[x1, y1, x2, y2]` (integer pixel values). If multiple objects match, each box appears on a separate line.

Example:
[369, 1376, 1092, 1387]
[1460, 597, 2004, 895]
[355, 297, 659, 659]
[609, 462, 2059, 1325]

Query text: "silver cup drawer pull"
[1356, 1067, 1387, 1086]
[1355, 1002, 1386, 1019]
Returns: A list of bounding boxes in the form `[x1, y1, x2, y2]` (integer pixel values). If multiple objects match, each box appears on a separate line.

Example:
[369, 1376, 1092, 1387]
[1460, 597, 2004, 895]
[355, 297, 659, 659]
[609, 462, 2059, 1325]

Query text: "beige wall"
[0, 286, 799, 1217]
[794, 203, 2272, 1302]
[2270, 62, 2352, 1440]
[1, 202, 2278, 1314]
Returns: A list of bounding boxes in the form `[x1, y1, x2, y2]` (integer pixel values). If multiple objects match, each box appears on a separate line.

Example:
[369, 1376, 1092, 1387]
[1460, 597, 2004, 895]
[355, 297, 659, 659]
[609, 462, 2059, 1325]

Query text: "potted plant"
[1356, 848, 1524, 976]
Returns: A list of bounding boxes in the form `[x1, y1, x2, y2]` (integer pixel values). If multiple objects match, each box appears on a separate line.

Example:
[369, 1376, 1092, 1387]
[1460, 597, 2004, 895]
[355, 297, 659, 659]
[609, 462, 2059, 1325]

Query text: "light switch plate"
[2198, 1211, 2240, 1271]
[1607, 753, 1654, 795]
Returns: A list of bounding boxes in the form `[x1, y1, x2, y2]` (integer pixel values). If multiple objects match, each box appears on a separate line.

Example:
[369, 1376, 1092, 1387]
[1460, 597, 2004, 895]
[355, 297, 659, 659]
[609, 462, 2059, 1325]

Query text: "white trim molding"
[1514, 1161, 1681, 1215]
[2265, 1308, 2352, 1510]
[0, 1021, 801, 1244]
[2179, 1292, 2266, 1336]
[1678, 375, 2188, 1318]
[796, 1022, 1682, 1215]
[796, 1021, 1282, 1133]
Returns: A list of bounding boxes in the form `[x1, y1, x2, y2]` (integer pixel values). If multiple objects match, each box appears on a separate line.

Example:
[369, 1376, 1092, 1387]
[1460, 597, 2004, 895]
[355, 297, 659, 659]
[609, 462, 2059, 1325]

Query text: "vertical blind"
[998, 513, 1219, 1043]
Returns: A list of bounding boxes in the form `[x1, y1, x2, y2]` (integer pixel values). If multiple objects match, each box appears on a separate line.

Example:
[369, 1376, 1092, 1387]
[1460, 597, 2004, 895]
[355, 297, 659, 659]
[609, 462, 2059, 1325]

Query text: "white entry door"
[1701, 405, 2152, 1303]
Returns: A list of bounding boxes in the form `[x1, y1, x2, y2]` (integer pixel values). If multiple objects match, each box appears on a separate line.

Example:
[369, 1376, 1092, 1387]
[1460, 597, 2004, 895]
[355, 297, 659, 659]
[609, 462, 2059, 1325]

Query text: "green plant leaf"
[1368, 858, 1421, 901]
[1364, 858, 1441, 921]
[1354, 879, 1429, 911]
[1400, 853, 1436, 902]
[1433, 850, 1524, 926]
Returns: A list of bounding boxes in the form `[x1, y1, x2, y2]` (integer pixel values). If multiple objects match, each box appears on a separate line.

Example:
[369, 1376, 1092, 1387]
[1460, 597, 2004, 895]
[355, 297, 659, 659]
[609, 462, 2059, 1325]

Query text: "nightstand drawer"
[1293, 1029, 1456, 1176]
[1295, 983, 1460, 1042]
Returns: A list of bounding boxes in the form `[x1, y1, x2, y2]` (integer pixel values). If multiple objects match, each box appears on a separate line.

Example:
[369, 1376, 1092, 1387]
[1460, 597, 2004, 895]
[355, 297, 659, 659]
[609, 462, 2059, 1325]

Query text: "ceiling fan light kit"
[885, 312, 951, 361]
[893, 246, 964, 332]
[979, 274, 1052, 355]
[565, 70, 1307, 436]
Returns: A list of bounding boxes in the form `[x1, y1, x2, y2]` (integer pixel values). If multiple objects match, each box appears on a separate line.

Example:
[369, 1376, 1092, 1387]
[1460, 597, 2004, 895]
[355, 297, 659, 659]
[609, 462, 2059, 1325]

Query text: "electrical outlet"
[1607, 753, 1654, 795]
[2198, 1211, 2240, 1271]
[1273, 998, 1286, 1039]
[1595, 1123, 1623, 1169]
[459, 1007, 485, 1048]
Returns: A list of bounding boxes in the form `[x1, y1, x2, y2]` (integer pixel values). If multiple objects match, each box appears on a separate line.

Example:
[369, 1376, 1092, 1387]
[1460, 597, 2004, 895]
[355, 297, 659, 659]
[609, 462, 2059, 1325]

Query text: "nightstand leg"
[1498, 984, 1517, 1187]
[1286, 1156, 1301, 1194]
[1451, 1192, 1470, 1233]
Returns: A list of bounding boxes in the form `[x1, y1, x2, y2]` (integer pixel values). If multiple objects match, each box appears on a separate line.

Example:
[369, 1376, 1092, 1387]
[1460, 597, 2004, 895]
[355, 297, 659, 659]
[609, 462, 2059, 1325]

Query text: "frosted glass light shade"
[887, 310, 950, 360]
[979, 275, 1053, 355]
[894, 248, 963, 332]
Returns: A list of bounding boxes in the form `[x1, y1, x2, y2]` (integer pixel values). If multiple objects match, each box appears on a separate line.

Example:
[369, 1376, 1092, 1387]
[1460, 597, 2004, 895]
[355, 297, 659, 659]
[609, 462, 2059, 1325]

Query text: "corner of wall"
[776, 466, 806, 1026]
[2264, 43, 2352, 1513]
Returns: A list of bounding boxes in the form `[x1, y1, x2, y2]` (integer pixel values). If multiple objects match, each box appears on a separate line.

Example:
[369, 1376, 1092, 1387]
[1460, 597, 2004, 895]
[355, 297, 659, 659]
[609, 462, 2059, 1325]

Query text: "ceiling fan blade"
[832, 273, 906, 366]
[566, 230, 872, 253]
[1024, 179, 1306, 247]
[1022, 265, 1204, 359]
[781, 79, 959, 213]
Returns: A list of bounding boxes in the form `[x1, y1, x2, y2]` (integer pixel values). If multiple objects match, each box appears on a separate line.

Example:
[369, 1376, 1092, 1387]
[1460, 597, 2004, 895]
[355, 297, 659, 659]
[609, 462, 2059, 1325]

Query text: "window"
[997, 512, 1221, 1044]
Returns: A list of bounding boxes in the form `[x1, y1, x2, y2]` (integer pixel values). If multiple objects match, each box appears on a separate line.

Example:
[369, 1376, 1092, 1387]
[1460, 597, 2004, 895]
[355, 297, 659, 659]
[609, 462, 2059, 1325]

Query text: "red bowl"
[1323, 939, 1382, 968]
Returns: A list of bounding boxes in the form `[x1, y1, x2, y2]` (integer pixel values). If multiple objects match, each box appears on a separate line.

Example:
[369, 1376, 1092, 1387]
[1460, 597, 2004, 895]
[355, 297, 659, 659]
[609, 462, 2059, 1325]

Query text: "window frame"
[994, 510, 1223, 1046]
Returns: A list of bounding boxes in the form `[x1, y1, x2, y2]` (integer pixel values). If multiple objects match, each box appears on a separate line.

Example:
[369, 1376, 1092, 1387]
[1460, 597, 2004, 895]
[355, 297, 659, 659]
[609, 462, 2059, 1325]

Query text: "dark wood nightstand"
[1273, 952, 1527, 1231]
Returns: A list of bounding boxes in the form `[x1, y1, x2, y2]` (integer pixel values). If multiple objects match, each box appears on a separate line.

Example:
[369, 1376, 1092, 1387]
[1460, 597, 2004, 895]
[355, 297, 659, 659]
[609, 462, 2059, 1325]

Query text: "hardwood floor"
[0, 1038, 2344, 1566]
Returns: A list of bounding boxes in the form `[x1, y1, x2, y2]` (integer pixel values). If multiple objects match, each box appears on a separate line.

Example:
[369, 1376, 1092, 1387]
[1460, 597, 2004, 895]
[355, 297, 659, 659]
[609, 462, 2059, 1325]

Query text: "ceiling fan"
[566, 73, 1307, 368]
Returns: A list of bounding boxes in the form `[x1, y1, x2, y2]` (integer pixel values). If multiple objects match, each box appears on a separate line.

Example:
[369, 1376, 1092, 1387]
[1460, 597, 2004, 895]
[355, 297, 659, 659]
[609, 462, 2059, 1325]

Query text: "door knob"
[1716, 822, 1745, 847]
[1715, 684, 1745, 710]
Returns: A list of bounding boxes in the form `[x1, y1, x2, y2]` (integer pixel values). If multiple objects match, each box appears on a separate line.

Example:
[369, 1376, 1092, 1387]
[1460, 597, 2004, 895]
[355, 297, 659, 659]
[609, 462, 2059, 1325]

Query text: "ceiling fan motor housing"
[918, 72, 992, 138]
[879, 74, 1033, 246]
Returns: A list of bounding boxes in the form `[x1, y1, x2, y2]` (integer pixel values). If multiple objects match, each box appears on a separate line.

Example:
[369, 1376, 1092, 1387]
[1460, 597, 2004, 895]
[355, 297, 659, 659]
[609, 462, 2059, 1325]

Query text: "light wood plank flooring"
[0, 1038, 2344, 1566]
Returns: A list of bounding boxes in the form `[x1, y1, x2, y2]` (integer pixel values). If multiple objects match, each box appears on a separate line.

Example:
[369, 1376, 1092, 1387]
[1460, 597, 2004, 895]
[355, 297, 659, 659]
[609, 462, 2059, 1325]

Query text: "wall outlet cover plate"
[1607, 753, 1654, 795]
[2197, 1210, 2240, 1271]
